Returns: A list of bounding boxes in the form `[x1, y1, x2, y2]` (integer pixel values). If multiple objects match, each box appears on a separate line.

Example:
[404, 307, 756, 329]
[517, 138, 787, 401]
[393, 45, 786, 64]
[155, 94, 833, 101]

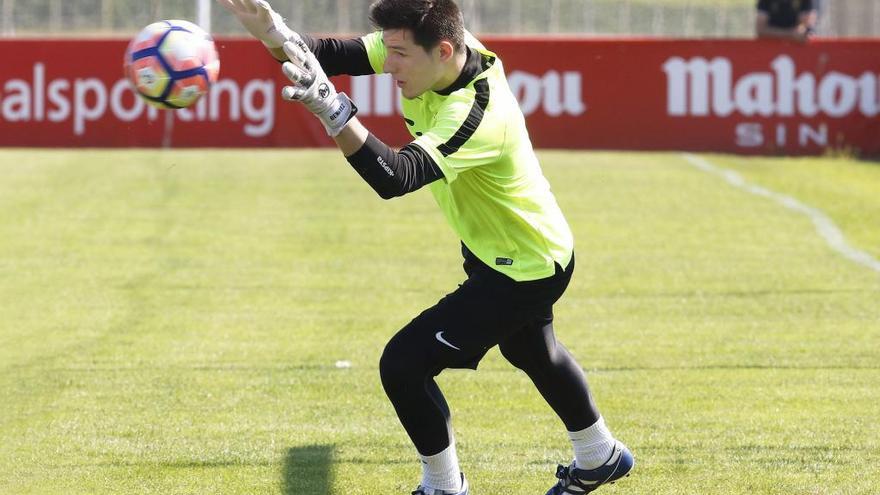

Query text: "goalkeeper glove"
[281, 39, 358, 137]
[216, 0, 297, 49]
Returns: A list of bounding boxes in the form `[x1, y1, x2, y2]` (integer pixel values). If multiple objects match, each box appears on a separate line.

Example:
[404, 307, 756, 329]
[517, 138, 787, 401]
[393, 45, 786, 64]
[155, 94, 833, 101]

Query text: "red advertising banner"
[0, 37, 878, 154]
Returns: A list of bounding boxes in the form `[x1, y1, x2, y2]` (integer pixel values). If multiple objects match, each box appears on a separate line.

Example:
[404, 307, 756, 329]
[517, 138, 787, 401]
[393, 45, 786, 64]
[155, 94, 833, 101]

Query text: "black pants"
[379, 246, 600, 455]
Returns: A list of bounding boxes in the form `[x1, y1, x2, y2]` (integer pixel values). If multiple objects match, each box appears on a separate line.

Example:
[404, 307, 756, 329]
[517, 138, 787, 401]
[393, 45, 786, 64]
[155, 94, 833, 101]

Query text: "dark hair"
[369, 0, 465, 52]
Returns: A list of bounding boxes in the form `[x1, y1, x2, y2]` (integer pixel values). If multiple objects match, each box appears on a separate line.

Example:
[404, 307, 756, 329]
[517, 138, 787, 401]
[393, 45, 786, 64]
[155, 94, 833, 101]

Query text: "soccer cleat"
[412, 473, 469, 495]
[545, 441, 634, 495]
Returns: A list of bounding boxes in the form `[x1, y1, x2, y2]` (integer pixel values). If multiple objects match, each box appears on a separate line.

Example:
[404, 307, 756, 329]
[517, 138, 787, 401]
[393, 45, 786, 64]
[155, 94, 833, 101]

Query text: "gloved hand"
[281, 39, 357, 137]
[216, 0, 297, 48]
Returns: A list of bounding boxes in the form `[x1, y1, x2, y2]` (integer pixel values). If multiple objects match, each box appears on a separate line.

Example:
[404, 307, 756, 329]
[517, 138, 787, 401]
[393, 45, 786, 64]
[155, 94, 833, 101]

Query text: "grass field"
[1, 149, 878, 495]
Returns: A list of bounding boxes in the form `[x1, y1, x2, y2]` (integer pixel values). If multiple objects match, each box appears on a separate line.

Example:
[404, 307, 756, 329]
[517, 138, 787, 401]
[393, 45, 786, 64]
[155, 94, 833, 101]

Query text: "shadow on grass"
[282, 445, 335, 495]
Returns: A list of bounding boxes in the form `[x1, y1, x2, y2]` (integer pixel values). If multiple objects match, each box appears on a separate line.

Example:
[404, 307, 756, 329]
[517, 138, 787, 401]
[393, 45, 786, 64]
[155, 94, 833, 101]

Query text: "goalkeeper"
[218, 0, 634, 493]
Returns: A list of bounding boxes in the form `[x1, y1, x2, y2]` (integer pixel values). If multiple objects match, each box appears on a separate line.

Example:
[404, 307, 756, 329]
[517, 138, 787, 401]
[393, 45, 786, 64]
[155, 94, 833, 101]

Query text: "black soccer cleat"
[412, 473, 469, 495]
[545, 441, 634, 494]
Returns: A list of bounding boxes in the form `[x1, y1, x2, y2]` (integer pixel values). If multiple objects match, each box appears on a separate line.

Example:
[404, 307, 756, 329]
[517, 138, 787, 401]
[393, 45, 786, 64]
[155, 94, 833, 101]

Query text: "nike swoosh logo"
[435, 331, 461, 351]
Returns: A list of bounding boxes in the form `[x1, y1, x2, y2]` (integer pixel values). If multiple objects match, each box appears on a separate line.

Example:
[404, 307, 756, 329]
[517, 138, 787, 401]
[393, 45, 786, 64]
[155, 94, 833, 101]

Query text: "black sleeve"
[345, 133, 445, 200]
[756, 0, 769, 13]
[299, 34, 375, 77]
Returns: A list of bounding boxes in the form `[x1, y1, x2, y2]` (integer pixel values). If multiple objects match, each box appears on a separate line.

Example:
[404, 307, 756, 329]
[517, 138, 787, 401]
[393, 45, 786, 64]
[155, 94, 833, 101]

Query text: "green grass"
[1, 149, 878, 495]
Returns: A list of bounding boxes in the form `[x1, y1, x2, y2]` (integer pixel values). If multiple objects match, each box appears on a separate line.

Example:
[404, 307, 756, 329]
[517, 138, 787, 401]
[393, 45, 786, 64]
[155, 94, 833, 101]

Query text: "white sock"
[568, 416, 616, 470]
[419, 443, 462, 493]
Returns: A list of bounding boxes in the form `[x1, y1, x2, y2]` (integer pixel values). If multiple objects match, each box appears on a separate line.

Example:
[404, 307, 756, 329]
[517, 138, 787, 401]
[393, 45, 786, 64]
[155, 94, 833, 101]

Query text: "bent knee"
[379, 332, 433, 385]
[379, 337, 408, 379]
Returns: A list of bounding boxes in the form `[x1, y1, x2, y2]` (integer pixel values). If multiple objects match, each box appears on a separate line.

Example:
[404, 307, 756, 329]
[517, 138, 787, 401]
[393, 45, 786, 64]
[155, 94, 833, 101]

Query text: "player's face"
[382, 29, 445, 99]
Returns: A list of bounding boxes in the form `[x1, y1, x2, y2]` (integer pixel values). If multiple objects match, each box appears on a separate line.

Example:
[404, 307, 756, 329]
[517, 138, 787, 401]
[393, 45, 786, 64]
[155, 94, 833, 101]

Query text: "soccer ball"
[124, 20, 220, 109]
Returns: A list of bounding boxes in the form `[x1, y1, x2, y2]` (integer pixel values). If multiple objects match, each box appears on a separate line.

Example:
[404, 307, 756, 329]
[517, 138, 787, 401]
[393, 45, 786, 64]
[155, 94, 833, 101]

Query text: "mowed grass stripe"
[0, 149, 878, 494]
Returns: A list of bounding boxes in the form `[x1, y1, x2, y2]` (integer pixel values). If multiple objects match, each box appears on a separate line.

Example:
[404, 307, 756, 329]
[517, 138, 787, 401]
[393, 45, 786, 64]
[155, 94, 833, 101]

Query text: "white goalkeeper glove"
[216, 0, 297, 49]
[281, 39, 357, 137]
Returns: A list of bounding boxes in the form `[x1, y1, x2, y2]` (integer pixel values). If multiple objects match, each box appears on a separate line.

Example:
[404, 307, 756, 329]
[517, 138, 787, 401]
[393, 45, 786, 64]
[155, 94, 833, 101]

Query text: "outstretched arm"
[334, 119, 444, 199]
[295, 36, 375, 77]
[217, 0, 374, 76]
[280, 41, 443, 199]
[216, 0, 297, 51]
